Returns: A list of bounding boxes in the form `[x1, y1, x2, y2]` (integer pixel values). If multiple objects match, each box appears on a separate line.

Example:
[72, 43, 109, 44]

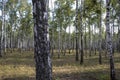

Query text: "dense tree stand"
[0, 0, 120, 80]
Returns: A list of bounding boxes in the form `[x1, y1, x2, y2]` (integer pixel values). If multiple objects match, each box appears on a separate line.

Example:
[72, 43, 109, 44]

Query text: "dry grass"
[52, 52, 120, 80]
[0, 51, 120, 80]
[0, 51, 35, 80]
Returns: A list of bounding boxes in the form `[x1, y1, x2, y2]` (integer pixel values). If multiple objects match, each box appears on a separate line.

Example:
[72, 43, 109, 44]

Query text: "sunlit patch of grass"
[0, 64, 35, 79]
[0, 51, 35, 80]
[53, 63, 109, 74]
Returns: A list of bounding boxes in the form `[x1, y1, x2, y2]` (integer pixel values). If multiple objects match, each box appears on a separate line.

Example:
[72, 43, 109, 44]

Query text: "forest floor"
[0, 51, 120, 80]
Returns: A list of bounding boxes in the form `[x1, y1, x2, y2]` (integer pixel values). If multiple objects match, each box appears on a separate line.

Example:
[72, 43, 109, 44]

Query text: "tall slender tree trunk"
[94, 25, 97, 55]
[0, 39, 1, 57]
[58, 26, 61, 58]
[93, 25, 95, 55]
[69, 25, 71, 54]
[51, 29, 54, 57]
[32, 0, 52, 80]
[112, 9, 115, 54]
[63, 31, 66, 56]
[0, 0, 5, 57]
[118, 17, 120, 52]
[106, 0, 116, 80]
[84, 22, 87, 58]
[9, 31, 12, 53]
[80, 32, 84, 64]
[51, 2, 54, 57]
[99, 1, 102, 64]
[3, 1, 6, 54]
[75, 0, 79, 61]
[80, 0, 84, 64]
[2, 0, 6, 54]
[89, 18, 91, 57]
[99, 20, 102, 64]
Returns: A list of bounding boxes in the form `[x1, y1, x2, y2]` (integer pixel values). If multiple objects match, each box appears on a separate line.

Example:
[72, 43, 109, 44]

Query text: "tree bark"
[106, 0, 116, 80]
[69, 25, 71, 54]
[75, 0, 79, 61]
[89, 18, 91, 57]
[80, 0, 84, 64]
[58, 26, 61, 58]
[32, 0, 52, 80]
[99, 0, 102, 64]
[84, 22, 87, 58]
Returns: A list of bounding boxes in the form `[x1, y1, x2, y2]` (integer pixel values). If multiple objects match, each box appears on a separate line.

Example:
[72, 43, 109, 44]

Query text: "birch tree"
[32, 0, 52, 80]
[75, 0, 79, 61]
[106, 0, 116, 80]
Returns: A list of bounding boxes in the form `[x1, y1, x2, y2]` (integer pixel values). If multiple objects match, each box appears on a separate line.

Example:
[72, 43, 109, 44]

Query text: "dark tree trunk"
[80, 33, 84, 64]
[51, 5, 54, 57]
[99, 1, 102, 64]
[84, 22, 87, 58]
[89, 18, 91, 57]
[80, 0, 84, 64]
[32, 0, 52, 80]
[118, 16, 120, 52]
[112, 9, 115, 54]
[99, 20, 102, 64]
[51, 29, 54, 57]
[106, 0, 116, 80]
[69, 25, 71, 54]
[75, 0, 79, 61]
[58, 26, 61, 58]
[0, 38, 2, 57]
[63, 31, 66, 56]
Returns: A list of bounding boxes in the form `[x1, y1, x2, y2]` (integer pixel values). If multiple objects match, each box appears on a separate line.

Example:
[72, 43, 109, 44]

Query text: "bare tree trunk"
[0, 31, 2, 57]
[89, 18, 91, 57]
[80, 0, 84, 64]
[69, 25, 71, 54]
[84, 22, 87, 58]
[58, 26, 61, 58]
[3, 0, 6, 54]
[75, 0, 79, 61]
[63, 31, 66, 56]
[99, 0, 102, 64]
[51, 29, 54, 57]
[51, 4, 54, 57]
[106, 0, 116, 80]
[32, 0, 52, 80]
[112, 9, 115, 54]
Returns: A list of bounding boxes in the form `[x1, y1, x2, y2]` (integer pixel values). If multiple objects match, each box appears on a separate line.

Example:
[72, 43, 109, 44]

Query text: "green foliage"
[5, 0, 33, 40]
[54, 0, 75, 29]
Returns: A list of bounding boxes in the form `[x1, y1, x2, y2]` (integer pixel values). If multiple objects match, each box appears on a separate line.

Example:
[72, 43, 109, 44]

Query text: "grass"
[0, 51, 35, 80]
[0, 51, 120, 80]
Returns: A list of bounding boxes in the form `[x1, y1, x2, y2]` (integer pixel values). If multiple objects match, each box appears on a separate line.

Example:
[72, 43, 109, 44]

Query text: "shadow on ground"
[53, 69, 120, 80]
[1, 52, 120, 80]
[3, 76, 35, 80]
[2, 69, 120, 80]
